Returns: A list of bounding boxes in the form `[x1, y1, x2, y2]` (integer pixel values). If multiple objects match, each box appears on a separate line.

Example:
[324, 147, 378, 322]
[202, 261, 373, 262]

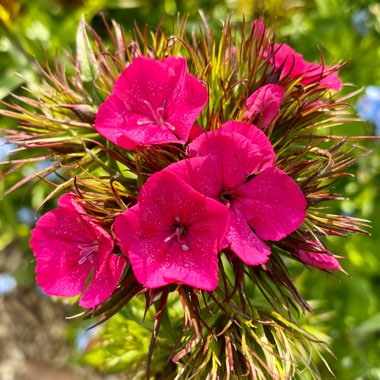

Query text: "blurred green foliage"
[1, 0, 380, 379]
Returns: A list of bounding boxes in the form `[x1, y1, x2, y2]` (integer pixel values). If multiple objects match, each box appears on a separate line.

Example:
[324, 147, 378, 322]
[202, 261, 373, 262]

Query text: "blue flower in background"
[351, 9, 370, 36]
[0, 137, 15, 162]
[17, 206, 36, 227]
[75, 326, 100, 352]
[357, 86, 380, 134]
[0, 273, 17, 295]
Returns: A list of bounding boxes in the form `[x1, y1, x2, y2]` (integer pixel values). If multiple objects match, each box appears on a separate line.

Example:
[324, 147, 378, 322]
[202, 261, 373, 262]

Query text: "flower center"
[78, 241, 99, 265]
[164, 216, 189, 251]
[220, 189, 234, 208]
[137, 99, 176, 131]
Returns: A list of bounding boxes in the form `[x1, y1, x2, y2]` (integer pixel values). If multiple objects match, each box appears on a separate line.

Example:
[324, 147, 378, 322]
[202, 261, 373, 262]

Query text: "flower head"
[267, 42, 342, 91]
[244, 84, 285, 129]
[94, 56, 208, 149]
[167, 123, 307, 265]
[30, 193, 125, 308]
[296, 241, 342, 271]
[114, 171, 229, 290]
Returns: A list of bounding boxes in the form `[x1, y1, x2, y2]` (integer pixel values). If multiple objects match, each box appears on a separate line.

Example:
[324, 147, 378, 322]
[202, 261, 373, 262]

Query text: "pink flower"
[30, 193, 125, 308]
[94, 56, 208, 149]
[251, 19, 265, 40]
[296, 241, 342, 271]
[243, 84, 285, 128]
[114, 171, 229, 290]
[167, 123, 307, 266]
[267, 43, 342, 91]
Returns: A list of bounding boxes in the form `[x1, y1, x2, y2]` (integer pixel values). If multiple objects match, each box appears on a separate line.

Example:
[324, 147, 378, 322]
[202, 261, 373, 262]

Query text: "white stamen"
[164, 233, 176, 243]
[78, 256, 88, 265]
[137, 119, 154, 126]
[78, 241, 99, 265]
[139, 99, 176, 131]
[164, 121, 176, 131]
[164, 217, 189, 249]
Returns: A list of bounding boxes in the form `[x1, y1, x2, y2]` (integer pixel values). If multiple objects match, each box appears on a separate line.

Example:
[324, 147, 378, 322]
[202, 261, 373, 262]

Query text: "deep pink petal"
[269, 43, 306, 77]
[165, 63, 208, 141]
[189, 130, 268, 187]
[113, 56, 183, 111]
[296, 249, 341, 271]
[94, 95, 180, 149]
[251, 19, 265, 40]
[114, 171, 229, 290]
[79, 253, 126, 308]
[189, 124, 205, 142]
[30, 207, 93, 297]
[129, 232, 219, 291]
[57, 192, 82, 210]
[243, 85, 285, 129]
[164, 157, 222, 199]
[114, 204, 141, 258]
[94, 95, 138, 150]
[235, 167, 307, 241]
[219, 121, 276, 170]
[318, 71, 342, 92]
[224, 208, 270, 266]
[301, 62, 342, 91]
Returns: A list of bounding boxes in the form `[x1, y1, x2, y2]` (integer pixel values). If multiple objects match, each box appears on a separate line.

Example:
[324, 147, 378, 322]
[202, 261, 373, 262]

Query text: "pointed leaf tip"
[76, 16, 99, 83]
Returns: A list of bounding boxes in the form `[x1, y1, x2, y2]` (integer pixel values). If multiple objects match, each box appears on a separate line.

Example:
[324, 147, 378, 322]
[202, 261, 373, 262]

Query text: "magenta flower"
[243, 84, 285, 129]
[267, 42, 342, 92]
[30, 193, 125, 308]
[296, 240, 342, 271]
[167, 123, 307, 265]
[94, 56, 208, 149]
[114, 171, 229, 290]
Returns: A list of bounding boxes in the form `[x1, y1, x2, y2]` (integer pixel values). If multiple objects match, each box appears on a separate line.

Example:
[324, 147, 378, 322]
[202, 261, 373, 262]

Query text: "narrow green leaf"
[76, 16, 98, 83]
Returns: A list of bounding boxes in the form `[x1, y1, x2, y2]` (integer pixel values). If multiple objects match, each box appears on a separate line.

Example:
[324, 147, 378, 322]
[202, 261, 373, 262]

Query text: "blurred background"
[0, 0, 379, 379]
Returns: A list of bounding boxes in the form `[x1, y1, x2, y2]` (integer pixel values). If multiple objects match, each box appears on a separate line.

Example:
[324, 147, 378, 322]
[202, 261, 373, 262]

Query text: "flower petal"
[94, 95, 179, 150]
[219, 121, 276, 170]
[224, 208, 270, 266]
[296, 250, 342, 271]
[243, 85, 285, 129]
[301, 62, 342, 92]
[235, 167, 307, 241]
[165, 59, 208, 141]
[189, 130, 267, 188]
[164, 156, 221, 199]
[113, 56, 182, 111]
[30, 207, 93, 298]
[79, 253, 126, 308]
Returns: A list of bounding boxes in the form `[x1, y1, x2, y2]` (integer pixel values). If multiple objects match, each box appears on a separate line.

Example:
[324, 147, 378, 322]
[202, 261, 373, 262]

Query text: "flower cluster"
[29, 53, 310, 305]
[1, 16, 369, 379]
